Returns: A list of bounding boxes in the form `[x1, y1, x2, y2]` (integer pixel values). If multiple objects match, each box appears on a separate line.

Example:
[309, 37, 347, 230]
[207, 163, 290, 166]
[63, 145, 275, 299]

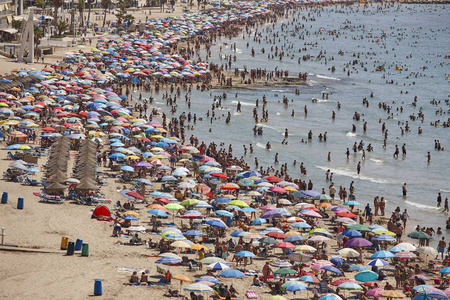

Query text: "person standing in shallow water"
[402, 183, 407, 197]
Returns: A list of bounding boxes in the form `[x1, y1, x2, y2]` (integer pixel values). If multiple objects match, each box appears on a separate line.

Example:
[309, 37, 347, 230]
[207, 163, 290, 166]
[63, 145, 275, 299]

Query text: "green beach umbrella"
[164, 203, 184, 211]
[347, 224, 372, 232]
[180, 198, 200, 206]
[407, 231, 432, 240]
[274, 268, 297, 275]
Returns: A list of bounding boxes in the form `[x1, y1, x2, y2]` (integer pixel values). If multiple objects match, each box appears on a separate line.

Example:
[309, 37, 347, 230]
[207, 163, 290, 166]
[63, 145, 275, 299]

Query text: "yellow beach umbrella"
[171, 241, 191, 248]
[123, 211, 140, 217]
[191, 244, 208, 251]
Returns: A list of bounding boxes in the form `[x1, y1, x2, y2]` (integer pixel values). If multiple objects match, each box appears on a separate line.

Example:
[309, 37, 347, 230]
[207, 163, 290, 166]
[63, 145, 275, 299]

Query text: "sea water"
[140, 4, 450, 245]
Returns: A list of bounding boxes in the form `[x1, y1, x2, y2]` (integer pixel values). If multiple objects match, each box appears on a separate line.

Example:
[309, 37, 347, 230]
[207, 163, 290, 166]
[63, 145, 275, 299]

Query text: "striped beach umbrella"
[394, 251, 417, 259]
[184, 283, 213, 292]
[270, 260, 293, 268]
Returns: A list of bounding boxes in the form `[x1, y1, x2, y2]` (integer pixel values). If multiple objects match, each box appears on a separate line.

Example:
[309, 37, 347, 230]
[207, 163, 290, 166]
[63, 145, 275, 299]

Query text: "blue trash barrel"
[94, 280, 102, 296]
[1, 192, 8, 204]
[67, 241, 75, 255]
[17, 197, 24, 209]
[75, 238, 83, 251]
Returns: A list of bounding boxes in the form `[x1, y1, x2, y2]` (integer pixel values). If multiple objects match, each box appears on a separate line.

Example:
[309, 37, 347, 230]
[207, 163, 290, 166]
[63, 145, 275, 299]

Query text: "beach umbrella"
[395, 242, 417, 251]
[366, 288, 385, 298]
[299, 275, 320, 284]
[270, 260, 293, 268]
[412, 290, 449, 300]
[219, 269, 245, 278]
[296, 245, 317, 252]
[267, 296, 287, 300]
[309, 235, 330, 242]
[354, 270, 378, 282]
[439, 267, 450, 274]
[409, 275, 430, 281]
[170, 241, 191, 249]
[337, 282, 363, 290]
[318, 294, 343, 300]
[368, 259, 389, 267]
[190, 244, 208, 251]
[322, 266, 343, 275]
[371, 250, 395, 259]
[122, 215, 139, 221]
[345, 238, 372, 247]
[274, 242, 296, 249]
[372, 234, 396, 242]
[207, 262, 230, 271]
[282, 281, 307, 292]
[147, 209, 168, 218]
[378, 290, 406, 298]
[389, 246, 408, 253]
[180, 198, 200, 206]
[343, 200, 361, 206]
[184, 283, 213, 292]
[236, 251, 255, 258]
[314, 194, 332, 201]
[346, 224, 371, 232]
[199, 257, 226, 264]
[284, 235, 306, 243]
[231, 230, 245, 237]
[158, 253, 182, 260]
[292, 222, 311, 229]
[407, 231, 432, 240]
[330, 257, 344, 267]
[274, 268, 297, 275]
[288, 252, 310, 262]
[413, 285, 434, 292]
[205, 219, 227, 228]
[266, 231, 286, 239]
[348, 265, 369, 272]
[416, 246, 438, 257]
[227, 200, 249, 208]
[338, 248, 359, 258]
[120, 166, 134, 172]
[342, 229, 362, 237]
[394, 251, 417, 259]
[155, 256, 182, 264]
[259, 237, 278, 244]
[163, 234, 186, 241]
[184, 230, 203, 237]
[215, 210, 234, 217]
[331, 278, 354, 287]
[164, 203, 184, 211]
[252, 218, 267, 225]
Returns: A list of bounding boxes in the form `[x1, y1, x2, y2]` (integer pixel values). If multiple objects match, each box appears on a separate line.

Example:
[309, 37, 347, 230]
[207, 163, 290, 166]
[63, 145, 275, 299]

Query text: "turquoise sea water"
[140, 4, 450, 245]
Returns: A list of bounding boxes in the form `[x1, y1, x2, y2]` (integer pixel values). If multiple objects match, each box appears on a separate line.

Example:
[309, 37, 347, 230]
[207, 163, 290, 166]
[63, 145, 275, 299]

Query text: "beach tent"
[92, 205, 111, 218]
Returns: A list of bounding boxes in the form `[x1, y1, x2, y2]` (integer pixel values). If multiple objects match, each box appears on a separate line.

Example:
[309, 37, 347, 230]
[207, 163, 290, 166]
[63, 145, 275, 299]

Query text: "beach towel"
[246, 290, 258, 299]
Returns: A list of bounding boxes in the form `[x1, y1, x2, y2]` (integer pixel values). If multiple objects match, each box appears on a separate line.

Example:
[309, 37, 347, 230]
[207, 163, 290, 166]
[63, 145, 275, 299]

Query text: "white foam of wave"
[276, 112, 282, 116]
[440, 189, 450, 193]
[257, 123, 283, 133]
[230, 100, 254, 107]
[316, 74, 341, 81]
[316, 166, 397, 185]
[315, 99, 332, 103]
[233, 112, 241, 116]
[369, 158, 384, 164]
[405, 201, 441, 211]
[255, 142, 266, 149]
[271, 89, 287, 92]
[155, 101, 164, 105]
[346, 132, 357, 137]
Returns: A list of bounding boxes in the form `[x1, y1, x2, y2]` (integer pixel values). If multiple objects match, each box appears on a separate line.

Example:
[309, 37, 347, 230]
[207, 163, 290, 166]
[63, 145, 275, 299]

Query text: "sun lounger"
[40, 193, 65, 204]
[246, 290, 258, 299]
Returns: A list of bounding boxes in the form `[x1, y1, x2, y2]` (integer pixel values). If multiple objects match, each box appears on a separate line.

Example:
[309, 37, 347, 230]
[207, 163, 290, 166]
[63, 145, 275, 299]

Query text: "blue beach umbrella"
[216, 210, 234, 217]
[368, 259, 389, 267]
[389, 246, 408, 253]
[284, 235, 306, 243]
[354, 270, 378, 282]
[371, 250, 395, 259]
[219, 269, 245, 278]
[236, 251, 255, 257]
[207, 262, 230, 271]
[120, 166, 134, 172]
[292, 222, 311, 229]
[122, 215, 139, 221]
[184, 230, 203, 236]
[231, 230, 245, 237]
[372, 234, 396, 242]
[322, 265, 343, 275]
[348, 264, 369, 272]
[342, 229, 362, 237]
[251, 218, 267, 225]
[330, 257, 344, 267]
[147, 209, 168, 218]
[155, 256, 182, 265]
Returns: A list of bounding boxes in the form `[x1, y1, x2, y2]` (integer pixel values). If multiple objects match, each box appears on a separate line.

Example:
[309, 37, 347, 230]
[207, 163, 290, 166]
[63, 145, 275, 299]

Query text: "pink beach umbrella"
[366, 288, 385, 297]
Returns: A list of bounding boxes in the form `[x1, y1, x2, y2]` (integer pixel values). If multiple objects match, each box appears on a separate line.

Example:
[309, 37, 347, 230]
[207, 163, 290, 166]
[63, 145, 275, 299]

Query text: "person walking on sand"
[401, 209, 410, 229]
[436, 237, 446, 260]
[262, 261, 272, 283]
